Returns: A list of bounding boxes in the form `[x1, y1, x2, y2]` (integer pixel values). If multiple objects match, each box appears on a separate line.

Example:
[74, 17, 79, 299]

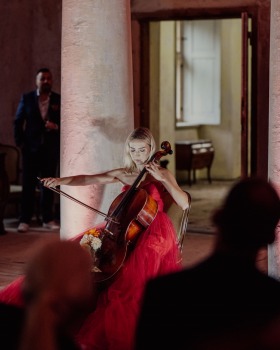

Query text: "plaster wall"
[0, 0, 62, 145]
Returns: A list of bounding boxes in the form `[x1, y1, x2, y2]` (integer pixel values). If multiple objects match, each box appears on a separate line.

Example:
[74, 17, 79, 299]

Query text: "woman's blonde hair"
[123, 127, 156, 173]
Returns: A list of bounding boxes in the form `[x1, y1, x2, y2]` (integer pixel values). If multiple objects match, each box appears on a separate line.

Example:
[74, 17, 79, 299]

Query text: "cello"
[40, 141, 173, 283]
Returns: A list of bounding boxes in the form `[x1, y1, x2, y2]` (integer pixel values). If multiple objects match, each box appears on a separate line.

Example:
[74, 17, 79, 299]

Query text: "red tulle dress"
[0, 181, 182, 350]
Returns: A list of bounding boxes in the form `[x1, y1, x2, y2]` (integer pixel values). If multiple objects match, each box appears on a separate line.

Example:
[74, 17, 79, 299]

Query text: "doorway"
[147, 18, 248, 183]
[131, 0, 270, 179]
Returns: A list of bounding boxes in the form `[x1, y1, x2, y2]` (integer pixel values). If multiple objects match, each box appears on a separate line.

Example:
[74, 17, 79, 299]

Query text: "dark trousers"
[20, 145, 59, 224]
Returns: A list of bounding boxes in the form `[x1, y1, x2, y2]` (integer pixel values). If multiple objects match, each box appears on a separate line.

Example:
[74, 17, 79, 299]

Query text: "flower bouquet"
[80, 227, 103, 272]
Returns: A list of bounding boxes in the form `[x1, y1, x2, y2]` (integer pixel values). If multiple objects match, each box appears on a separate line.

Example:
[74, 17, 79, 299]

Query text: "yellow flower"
[85, 228, 100, 237]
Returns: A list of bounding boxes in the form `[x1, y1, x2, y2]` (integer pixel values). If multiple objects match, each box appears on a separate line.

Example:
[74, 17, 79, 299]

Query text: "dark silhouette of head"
[212, 177, 280, 251]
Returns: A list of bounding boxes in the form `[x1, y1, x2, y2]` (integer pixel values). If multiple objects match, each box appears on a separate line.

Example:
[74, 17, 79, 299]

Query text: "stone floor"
[0, 179, 267, 289]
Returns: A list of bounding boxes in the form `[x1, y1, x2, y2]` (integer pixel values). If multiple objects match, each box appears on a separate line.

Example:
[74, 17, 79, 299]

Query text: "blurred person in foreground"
[135, 177, 280, 350]
[0, 239, 95, 350]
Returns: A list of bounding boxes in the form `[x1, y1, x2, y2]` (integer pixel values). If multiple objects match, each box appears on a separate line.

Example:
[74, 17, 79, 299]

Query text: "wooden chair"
[0, 143, 22, 218]
[162, 189, 191, 253]
[0, 143, 40, 223]
[0, 152, 10, 233]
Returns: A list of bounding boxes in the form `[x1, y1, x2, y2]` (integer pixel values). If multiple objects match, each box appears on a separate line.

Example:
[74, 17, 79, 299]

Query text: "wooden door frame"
[241, 12, 249, 177]
[131, 0, 271, 178]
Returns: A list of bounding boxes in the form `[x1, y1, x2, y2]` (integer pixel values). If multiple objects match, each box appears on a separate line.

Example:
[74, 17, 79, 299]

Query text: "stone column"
[267, 0, 280, 279]
[60, 0, 134, 239]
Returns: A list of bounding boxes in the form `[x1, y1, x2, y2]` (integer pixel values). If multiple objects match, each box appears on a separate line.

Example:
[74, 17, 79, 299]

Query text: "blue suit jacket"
[14, 90, 61, 152]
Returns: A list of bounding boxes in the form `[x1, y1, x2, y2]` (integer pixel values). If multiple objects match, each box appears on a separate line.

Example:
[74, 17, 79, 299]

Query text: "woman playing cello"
[0, 127, 190, 350]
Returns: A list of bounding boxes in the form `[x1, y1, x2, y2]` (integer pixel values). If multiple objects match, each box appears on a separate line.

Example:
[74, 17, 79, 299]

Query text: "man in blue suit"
[14, 68, 60, 232]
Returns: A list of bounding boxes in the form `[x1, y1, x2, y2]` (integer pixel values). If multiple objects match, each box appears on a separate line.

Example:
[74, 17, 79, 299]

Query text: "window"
[176, 20, 221, 127]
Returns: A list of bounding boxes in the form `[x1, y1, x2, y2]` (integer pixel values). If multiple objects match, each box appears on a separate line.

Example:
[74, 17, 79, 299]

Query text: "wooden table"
[175, 140, 214, 186]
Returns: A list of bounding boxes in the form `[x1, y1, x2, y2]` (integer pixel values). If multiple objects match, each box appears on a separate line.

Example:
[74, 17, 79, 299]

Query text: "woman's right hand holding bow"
[40, 177, 61, 188]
